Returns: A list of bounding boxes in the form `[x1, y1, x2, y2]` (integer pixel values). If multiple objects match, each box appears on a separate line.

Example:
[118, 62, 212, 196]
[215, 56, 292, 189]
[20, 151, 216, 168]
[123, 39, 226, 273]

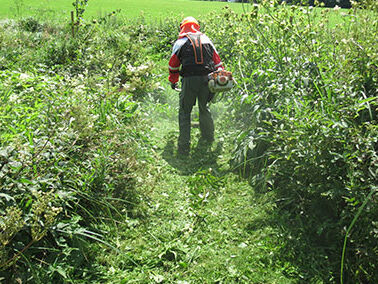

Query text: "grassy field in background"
[0, 0, 347, 28]
[0, 0, 246, 20]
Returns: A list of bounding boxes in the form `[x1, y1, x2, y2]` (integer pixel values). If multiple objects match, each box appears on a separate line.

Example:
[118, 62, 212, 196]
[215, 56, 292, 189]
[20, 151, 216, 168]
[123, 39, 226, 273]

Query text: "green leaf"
[0, 193, 14, 202]
[55, 266, 67, 278]
[19, 178, 33, 185]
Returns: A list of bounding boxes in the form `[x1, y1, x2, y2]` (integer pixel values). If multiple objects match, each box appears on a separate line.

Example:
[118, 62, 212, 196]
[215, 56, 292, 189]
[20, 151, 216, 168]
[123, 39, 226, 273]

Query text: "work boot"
[198, 136, 213, 145]
[177, 146, 190, 157]
[197, 137, 213, 151]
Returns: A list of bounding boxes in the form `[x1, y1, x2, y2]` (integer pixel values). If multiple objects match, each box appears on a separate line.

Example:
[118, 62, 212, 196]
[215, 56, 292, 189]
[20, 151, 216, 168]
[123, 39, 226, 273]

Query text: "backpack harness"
[186, 34, 204, 65]
[185, 34, 235, 94]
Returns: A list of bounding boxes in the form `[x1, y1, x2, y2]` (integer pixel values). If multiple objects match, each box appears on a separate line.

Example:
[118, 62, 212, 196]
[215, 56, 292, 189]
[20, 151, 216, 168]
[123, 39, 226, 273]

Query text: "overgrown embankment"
[0, 15, 165, 281]
[204, 3, 377, 283]
[1, 1, 377, 283]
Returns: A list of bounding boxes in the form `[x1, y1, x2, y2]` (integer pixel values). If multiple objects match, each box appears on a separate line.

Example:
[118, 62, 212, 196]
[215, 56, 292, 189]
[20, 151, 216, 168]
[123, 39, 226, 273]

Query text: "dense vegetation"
[0, 0, 377, 283]
[0, 10, 162, 281]
[208, 2, 377, 283]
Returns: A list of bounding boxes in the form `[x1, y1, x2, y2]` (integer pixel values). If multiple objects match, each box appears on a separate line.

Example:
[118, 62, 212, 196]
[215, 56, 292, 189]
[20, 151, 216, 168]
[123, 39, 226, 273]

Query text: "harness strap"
[186, 34, 204, 65]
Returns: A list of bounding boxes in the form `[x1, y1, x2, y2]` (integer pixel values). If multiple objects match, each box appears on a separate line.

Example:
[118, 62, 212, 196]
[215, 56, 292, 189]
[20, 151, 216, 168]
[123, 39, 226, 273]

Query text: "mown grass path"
[98, 88, 294, 283]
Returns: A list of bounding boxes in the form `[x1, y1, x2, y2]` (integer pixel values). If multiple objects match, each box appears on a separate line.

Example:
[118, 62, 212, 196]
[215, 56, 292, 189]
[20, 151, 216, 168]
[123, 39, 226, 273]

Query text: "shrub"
[0, 15, 155, 281]
[18, 16, 43, 32]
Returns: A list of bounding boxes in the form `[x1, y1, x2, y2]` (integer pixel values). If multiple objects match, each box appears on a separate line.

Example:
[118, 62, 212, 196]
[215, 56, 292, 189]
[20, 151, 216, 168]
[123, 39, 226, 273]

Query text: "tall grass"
[203, 1, 377, 282]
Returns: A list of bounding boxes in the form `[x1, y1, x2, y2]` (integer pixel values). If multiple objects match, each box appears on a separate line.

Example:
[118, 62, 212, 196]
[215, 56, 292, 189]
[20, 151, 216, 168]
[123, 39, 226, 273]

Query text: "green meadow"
[0, 0, 347, 29]
[0, 0, 246, 20]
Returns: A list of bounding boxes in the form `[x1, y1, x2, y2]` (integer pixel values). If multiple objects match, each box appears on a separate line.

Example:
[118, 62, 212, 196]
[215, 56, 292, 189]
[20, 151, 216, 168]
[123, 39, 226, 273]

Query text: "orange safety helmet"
[179, 16, 201, 38]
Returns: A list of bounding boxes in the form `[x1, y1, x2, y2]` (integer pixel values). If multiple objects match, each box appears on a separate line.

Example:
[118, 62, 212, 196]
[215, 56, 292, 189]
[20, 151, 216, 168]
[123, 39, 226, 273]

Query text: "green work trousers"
[178, 76, 214, 153]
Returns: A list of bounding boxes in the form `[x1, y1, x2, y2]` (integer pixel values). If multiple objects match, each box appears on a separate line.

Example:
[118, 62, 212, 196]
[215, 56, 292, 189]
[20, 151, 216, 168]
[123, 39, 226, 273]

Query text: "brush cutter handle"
[170, 82, 181, 93]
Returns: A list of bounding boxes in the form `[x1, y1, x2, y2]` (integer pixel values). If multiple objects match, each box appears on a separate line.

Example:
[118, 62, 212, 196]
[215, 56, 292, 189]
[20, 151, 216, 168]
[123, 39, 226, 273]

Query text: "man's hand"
[171, 82, 178, 90]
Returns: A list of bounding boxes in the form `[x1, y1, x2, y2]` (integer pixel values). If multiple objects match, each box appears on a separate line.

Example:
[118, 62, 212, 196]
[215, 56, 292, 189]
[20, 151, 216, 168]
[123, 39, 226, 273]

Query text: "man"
[168, 17, 224, 156]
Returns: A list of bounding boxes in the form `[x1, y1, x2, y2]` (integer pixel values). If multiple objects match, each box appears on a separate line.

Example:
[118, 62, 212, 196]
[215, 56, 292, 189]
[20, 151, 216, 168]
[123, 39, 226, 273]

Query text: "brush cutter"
[172, 69, 235, 102]
[207, 70, 235, 94]
[207, 70, 235, 103]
